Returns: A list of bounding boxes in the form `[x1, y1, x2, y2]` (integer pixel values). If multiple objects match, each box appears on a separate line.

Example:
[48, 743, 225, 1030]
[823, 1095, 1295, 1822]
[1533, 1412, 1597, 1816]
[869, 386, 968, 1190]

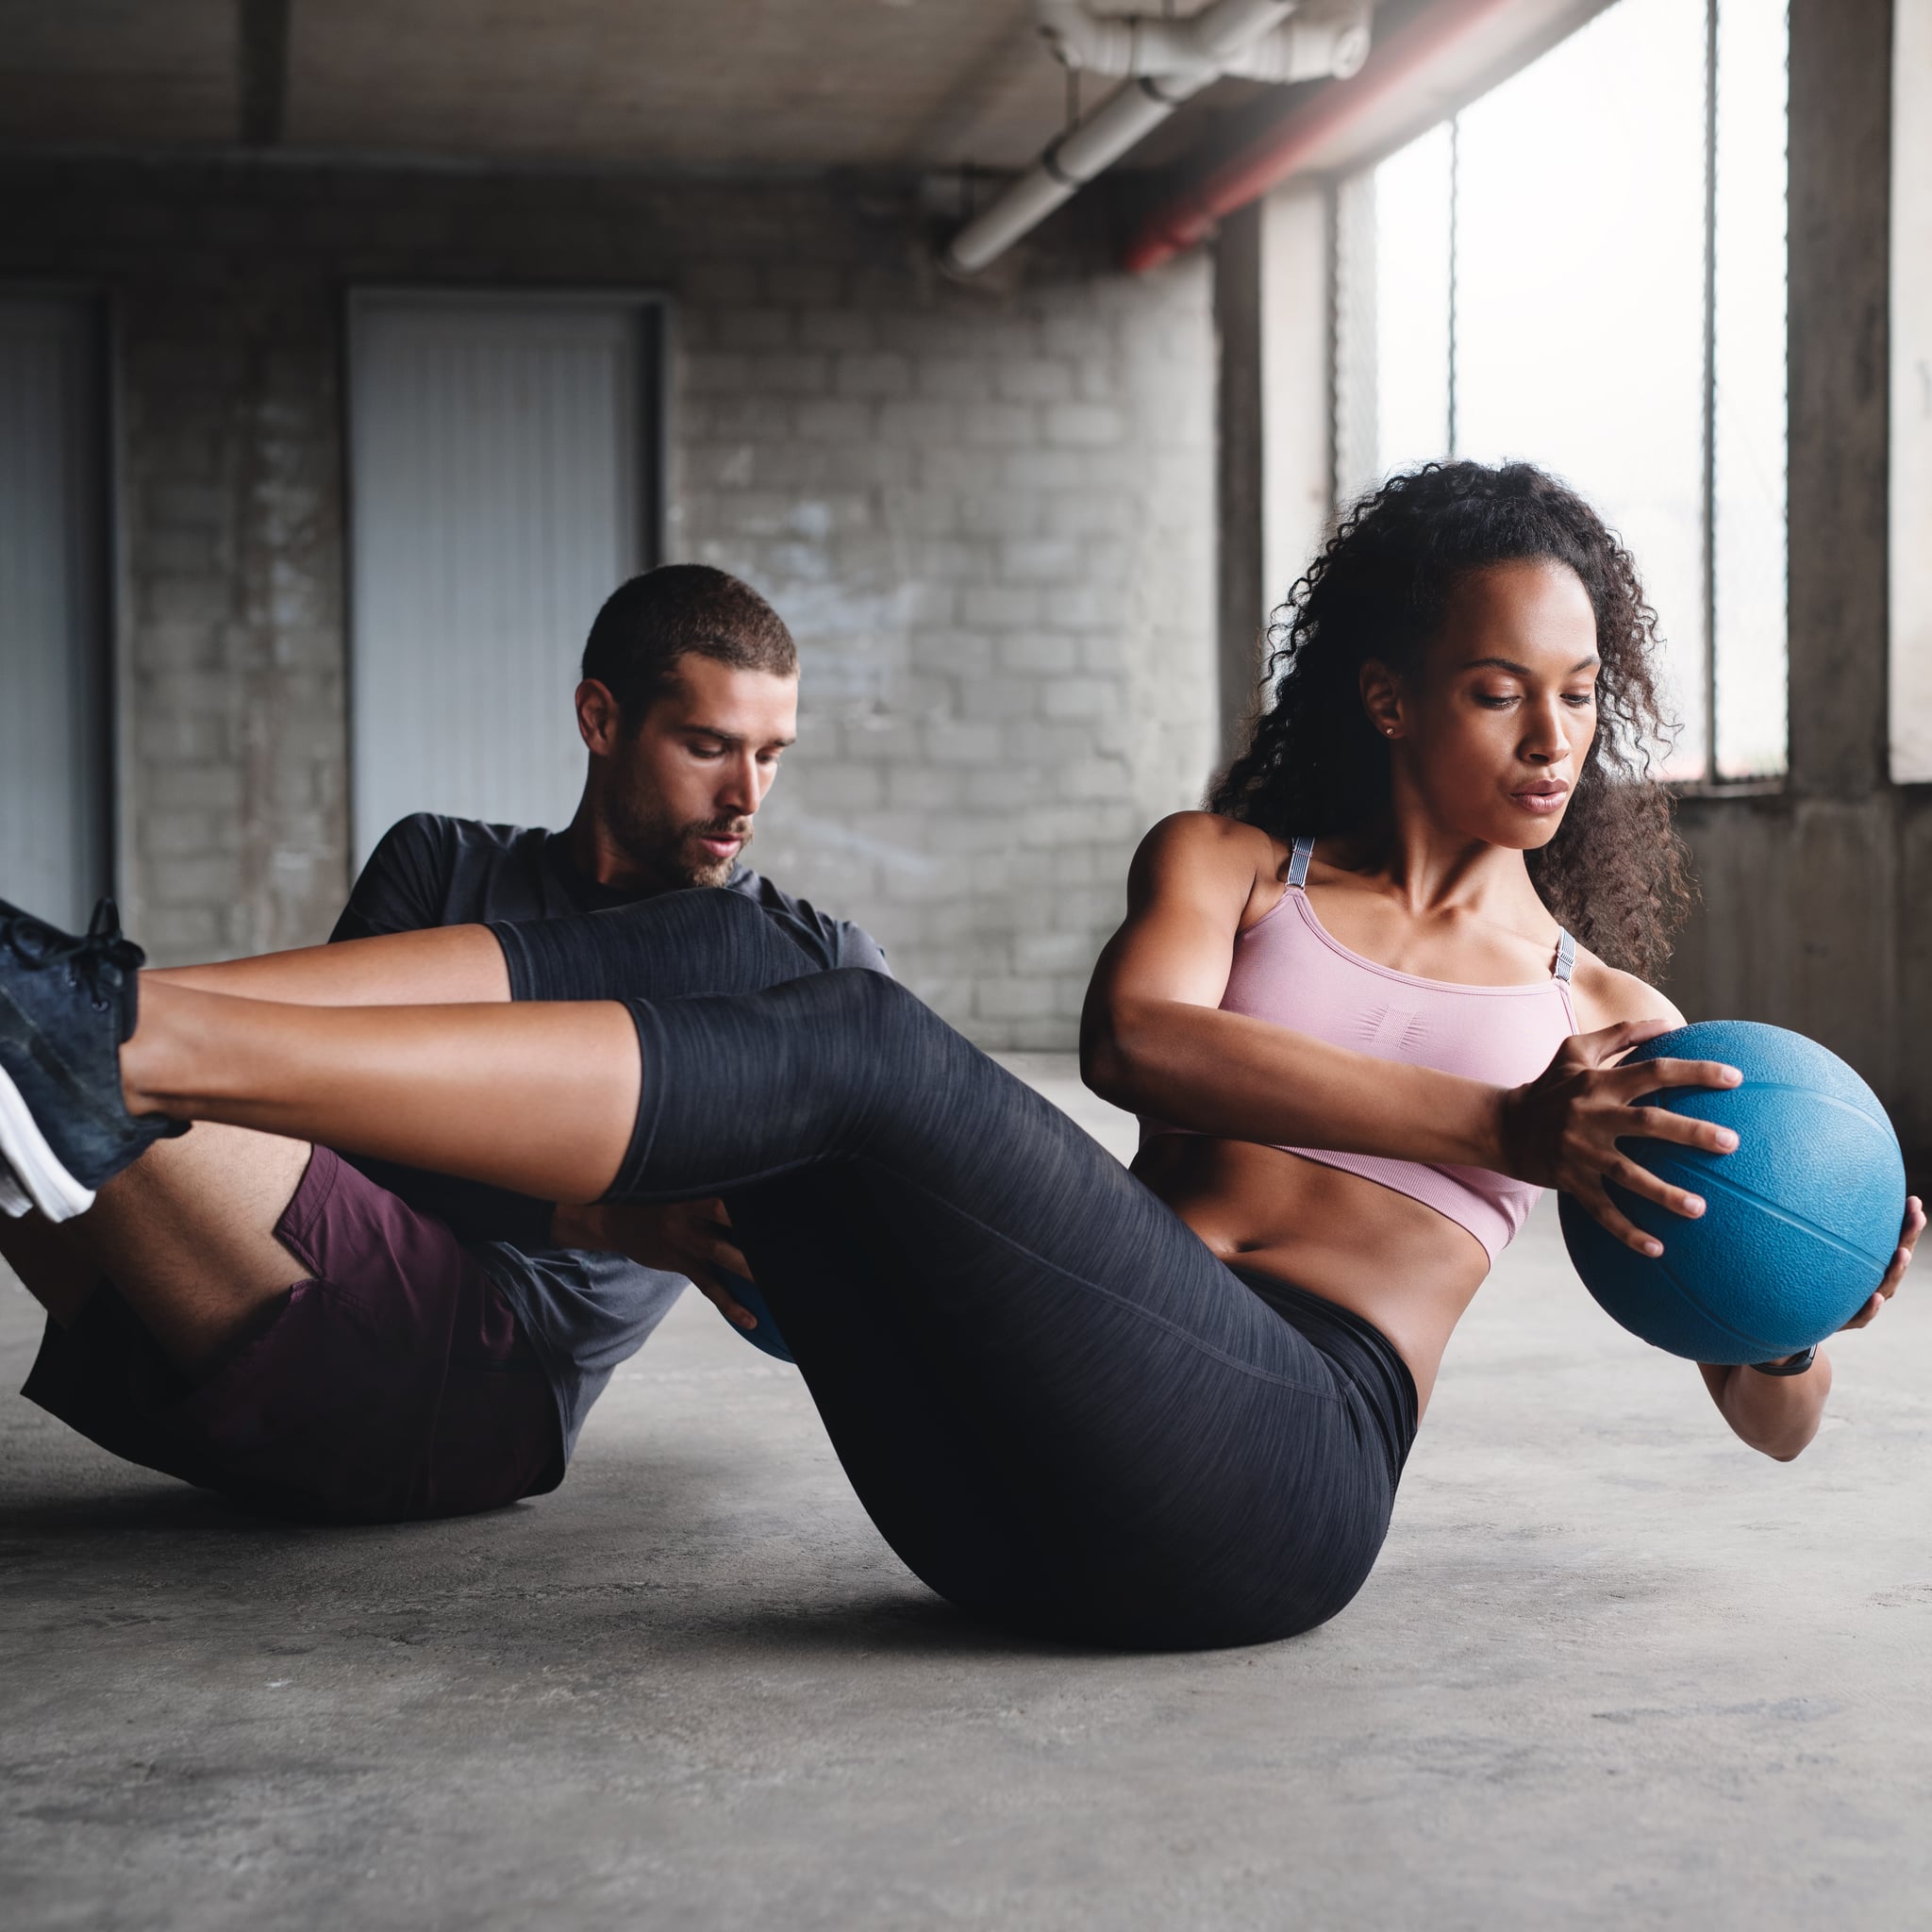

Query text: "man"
[4, 565, 883, 1521]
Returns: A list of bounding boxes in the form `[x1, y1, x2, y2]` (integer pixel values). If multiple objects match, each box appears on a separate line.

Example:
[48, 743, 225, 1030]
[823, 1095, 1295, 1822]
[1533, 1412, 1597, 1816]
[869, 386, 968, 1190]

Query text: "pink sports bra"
[1141, 834, 1579, 1262]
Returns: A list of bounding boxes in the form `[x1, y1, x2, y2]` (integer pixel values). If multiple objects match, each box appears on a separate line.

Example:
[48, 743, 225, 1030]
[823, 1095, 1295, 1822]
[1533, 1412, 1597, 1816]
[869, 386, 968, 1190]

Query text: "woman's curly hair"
[1209, 460, 1694, 979]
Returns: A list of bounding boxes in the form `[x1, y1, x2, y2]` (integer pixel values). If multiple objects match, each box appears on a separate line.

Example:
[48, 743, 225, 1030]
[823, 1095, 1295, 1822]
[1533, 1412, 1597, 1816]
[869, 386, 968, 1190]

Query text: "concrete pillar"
[1786, 0, 1891, 800]
[1214, 201, 1266, 768]
[1890, 0, 1932, 779]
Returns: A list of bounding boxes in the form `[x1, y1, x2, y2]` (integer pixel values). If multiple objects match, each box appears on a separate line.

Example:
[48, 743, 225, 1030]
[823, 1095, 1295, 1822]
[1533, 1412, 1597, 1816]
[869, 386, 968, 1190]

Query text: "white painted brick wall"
[682, 265, 1214, 1044]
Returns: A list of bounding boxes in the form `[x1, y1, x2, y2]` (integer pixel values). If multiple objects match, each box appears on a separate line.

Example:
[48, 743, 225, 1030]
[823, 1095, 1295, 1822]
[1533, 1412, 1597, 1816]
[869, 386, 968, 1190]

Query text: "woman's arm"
[1081, 814, 1508, 1167]
[1082, 818, 1737, 1256]
[1572, 958, 1927, 1459]
[1698, 1196, 1923, 1459]
[1699, 1355, 1834, 1462]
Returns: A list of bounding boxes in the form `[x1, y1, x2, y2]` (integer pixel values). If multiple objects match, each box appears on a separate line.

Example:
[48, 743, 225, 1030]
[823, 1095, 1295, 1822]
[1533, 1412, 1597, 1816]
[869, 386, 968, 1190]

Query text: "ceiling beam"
[238, 0, 291, 146]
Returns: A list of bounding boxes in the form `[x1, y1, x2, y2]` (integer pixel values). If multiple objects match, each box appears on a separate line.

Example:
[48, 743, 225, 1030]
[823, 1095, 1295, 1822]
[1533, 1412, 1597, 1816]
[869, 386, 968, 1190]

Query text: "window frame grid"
[1324, 0, 1789, 796]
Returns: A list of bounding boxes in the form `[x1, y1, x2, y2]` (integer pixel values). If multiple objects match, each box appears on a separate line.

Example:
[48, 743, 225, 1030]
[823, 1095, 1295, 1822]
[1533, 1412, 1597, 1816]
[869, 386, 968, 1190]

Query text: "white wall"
[0, 295, 107, 931]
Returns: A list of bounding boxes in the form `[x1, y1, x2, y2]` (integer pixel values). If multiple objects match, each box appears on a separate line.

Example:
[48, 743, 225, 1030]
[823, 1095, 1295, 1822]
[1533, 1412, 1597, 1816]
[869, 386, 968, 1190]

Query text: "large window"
[1332, 0, 1789, 781]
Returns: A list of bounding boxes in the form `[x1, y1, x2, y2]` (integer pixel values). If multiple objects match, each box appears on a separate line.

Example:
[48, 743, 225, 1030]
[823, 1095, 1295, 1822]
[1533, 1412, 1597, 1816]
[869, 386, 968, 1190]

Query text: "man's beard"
[608, 791, 753, 891]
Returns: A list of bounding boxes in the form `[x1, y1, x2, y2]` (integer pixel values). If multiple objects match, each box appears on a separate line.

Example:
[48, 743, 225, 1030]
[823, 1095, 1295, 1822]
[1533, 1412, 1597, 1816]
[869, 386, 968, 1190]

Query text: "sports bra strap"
[1291, 836, 1574, 983]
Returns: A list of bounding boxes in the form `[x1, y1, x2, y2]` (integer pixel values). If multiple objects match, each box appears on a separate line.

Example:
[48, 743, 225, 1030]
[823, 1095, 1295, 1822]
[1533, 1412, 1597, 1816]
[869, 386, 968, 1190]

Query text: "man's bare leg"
[0, 1124, 311, 1375]
[1, 925, 504, 1369]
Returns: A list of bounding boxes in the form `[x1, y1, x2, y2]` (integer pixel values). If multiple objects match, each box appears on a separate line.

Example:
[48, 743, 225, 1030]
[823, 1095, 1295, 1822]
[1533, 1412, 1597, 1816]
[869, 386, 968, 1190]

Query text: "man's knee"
[0, 1208, 104, 1327]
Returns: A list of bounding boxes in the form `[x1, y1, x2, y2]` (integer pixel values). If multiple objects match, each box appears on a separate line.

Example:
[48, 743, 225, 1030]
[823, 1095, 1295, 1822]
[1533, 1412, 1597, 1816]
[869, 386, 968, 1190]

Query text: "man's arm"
[730, 870, 891, 977]
[551, 1198, 763, 1337]
[833, 920, 891, 976]
[329, 814, 455, 943]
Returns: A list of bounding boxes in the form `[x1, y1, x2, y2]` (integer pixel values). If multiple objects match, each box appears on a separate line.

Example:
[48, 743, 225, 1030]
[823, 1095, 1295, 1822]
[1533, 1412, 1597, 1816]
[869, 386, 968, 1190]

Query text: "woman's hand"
[549, 1196, 762, 1334]
[1836, 1195, 1924, 1331]
[1496, 1018, 1743, 1254]
[1701, 1198, 1922, 1460]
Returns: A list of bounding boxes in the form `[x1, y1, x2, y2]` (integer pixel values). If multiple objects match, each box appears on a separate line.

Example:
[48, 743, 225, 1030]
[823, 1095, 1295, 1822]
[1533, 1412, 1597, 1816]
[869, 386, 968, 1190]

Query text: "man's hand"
[549, 1197, 763, 1337]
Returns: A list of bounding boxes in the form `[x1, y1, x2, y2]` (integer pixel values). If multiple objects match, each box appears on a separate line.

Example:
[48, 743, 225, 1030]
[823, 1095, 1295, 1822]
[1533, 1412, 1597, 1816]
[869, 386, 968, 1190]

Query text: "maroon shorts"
[21, 1145, 564, 1523]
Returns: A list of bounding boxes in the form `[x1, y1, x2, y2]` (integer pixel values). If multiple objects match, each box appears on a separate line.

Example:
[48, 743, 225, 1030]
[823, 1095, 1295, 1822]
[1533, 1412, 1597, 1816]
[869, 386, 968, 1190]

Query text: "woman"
[2, 462, 1917, 1650]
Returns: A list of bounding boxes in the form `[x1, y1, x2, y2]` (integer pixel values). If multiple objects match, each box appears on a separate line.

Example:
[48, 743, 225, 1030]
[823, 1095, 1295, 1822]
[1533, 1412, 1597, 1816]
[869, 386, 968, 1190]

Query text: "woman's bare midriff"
[1130, 1135, 1492, 1414]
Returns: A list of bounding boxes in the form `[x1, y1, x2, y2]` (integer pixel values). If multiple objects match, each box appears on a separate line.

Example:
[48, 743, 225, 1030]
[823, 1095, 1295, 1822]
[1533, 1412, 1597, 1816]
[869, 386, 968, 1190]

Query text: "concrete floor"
[3, 1056, 1930, 1930]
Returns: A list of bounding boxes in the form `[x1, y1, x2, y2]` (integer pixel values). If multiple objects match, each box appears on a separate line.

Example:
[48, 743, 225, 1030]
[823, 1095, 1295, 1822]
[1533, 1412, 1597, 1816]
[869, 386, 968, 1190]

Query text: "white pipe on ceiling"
[940, 0, 1369, 277]
[1037, 0, 1372, 86]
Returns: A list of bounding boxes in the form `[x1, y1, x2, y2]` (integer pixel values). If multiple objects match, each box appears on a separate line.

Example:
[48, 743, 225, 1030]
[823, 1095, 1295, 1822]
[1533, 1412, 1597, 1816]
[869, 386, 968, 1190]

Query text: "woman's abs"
[1131, 1136, 1489, 1411]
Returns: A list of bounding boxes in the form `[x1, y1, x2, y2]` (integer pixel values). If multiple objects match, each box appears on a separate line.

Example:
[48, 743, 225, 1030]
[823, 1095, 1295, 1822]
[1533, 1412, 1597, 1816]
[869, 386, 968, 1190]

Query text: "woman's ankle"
[122, 974, 194, 1119]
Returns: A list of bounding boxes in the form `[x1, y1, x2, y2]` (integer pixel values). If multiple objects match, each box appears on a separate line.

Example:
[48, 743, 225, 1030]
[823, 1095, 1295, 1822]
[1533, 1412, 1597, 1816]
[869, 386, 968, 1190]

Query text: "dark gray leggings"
[491, 889, 1417, 1651]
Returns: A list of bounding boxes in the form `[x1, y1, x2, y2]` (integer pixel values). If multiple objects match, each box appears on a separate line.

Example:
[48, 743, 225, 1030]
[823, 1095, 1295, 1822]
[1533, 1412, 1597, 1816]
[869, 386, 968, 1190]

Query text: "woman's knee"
[566, 886, 820, 1000]
[687, 888, 827, 984]
[809, 965, 954, 1056]
[814, 974, 992, 1143]
[606, 884, 764, 951]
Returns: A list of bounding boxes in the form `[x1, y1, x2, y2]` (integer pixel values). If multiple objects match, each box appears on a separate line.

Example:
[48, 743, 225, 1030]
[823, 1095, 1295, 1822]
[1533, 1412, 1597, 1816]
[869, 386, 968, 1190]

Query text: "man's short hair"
[582, 565, 798, 718]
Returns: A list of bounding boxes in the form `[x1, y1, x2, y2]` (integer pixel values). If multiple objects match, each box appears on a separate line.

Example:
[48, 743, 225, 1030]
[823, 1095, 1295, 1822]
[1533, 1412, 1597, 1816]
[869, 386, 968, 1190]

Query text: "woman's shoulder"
[1129, 812, 1287, 916]
[1137, 810, 1285, 871]
[1565, 941, 1687, 1033]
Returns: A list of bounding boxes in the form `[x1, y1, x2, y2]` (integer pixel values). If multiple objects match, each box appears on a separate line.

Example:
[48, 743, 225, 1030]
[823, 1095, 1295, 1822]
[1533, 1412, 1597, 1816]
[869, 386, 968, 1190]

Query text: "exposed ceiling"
[0, 0, 238, 146]
[0, 0, 1626, 265]
[0, 0, 1300, 173]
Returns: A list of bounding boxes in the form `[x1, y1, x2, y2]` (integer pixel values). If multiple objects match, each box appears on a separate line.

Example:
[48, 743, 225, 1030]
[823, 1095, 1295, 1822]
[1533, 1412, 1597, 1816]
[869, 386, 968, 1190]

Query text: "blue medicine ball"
[1557, 1021, 1905, 1363]
[715, 1273, 794, 1364]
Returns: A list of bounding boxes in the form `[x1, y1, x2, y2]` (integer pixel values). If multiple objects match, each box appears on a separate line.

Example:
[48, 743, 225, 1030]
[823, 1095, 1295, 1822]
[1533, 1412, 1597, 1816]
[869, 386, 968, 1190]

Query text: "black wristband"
[1747, 1344, 1818, 1377]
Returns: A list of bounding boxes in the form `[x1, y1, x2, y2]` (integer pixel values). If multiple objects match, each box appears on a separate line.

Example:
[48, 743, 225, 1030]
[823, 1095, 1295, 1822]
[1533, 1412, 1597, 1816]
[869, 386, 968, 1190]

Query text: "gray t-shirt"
[330, 812, 886, 1455]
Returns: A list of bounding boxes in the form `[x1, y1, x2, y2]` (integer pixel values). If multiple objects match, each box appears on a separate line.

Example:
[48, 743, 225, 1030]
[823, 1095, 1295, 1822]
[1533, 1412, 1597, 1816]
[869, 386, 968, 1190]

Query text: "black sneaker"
[0, 898, 189, 1223]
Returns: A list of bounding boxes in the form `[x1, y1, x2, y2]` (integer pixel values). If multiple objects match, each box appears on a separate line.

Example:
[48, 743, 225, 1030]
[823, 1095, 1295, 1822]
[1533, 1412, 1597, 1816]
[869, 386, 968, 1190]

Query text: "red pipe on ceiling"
[1121, 0, 1527, 273]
